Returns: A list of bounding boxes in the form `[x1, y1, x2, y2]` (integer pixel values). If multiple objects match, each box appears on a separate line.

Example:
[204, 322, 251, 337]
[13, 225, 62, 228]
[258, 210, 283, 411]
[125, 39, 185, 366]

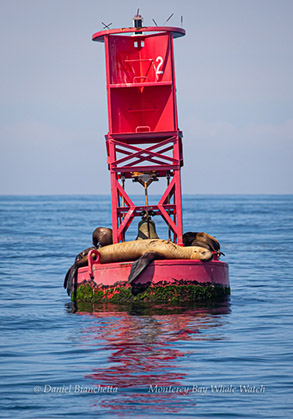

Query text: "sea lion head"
[92, 227, 113, 248]
[183, 232, 199, 247]
[75, 246, 95, 262]
[195, 232, 220, 252]
[184, 231, 221, 252]
[190, 246, 213, 261]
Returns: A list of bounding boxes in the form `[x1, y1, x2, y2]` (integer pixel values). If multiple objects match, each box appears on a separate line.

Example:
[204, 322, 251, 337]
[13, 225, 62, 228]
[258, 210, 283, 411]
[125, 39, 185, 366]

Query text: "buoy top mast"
[93, 11, 185, 41]
[92, 14, 186, 244]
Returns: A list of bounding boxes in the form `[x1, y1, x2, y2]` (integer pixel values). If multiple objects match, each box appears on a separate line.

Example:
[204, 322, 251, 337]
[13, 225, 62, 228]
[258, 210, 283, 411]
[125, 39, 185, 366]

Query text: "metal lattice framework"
[93, 22, 186, 244]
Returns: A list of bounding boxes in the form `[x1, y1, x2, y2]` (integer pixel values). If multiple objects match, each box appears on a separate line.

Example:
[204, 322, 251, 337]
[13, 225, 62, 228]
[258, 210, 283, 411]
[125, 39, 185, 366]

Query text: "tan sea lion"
[64, 239, 213, 294]
[97, 239, 212, 264]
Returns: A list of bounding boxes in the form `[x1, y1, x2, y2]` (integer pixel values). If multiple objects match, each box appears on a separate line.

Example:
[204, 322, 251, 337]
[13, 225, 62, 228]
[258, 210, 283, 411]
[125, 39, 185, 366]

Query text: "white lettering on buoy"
[156, 56, 164, 75]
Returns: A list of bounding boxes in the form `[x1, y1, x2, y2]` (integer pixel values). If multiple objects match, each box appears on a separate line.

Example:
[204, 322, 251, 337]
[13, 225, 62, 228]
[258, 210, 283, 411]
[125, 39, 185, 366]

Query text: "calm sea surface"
[0, 195, 292, 418]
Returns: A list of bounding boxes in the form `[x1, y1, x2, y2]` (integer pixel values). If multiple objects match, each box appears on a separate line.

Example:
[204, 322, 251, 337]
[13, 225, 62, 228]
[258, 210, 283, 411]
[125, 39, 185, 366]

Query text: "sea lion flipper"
[64, 250, 91, 296]
[64, 265, 77, 296]
[128, 252, 164, 284]
[64, 266, 71, 289]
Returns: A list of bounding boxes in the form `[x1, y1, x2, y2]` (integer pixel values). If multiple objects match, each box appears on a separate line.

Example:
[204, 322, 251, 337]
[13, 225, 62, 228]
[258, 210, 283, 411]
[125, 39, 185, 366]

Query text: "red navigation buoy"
[71, 14, 230, 304]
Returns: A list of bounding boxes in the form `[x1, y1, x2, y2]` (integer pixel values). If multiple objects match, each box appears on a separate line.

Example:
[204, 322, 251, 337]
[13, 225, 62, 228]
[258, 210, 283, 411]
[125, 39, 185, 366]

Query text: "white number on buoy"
[156, 56, 164, 75]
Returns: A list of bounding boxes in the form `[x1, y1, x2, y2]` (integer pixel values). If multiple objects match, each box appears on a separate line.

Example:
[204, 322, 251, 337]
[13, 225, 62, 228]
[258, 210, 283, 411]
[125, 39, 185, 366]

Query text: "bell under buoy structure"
[70, 14, 230, 304]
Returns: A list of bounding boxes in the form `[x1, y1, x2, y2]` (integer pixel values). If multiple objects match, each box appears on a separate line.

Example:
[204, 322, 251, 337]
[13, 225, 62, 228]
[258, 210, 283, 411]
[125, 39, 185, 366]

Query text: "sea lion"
[183, 232, 221, 253]
[97, 239, 213, 264]
[64, 227, 113, 296]
[92, 227, 113, 248]
[64, 239, 213, 294]
[75, 247, 96, 262]
[64, 247, 94, 296]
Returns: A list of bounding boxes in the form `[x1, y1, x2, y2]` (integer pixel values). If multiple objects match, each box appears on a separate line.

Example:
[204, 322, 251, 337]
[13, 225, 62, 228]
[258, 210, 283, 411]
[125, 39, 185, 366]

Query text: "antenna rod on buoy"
[164, 13, 174, 25]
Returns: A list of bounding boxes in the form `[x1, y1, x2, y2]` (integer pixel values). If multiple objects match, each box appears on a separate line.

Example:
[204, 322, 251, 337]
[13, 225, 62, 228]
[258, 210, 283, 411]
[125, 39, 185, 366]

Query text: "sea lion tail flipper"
[128, 252, 164, 284]
[64, 265, 77, 296]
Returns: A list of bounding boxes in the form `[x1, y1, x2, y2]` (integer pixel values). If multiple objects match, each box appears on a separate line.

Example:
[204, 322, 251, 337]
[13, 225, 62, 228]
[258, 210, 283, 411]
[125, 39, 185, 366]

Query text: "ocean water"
[0, 195, 292, 418]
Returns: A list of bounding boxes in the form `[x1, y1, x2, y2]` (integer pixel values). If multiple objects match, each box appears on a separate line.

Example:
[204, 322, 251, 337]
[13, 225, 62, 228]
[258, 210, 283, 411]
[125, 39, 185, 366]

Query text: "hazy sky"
[0, 0, 292, 195]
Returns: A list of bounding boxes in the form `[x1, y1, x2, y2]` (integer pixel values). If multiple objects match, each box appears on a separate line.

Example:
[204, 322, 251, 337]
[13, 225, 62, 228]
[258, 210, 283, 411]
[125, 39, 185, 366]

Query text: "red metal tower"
[92, 16, 185, 244]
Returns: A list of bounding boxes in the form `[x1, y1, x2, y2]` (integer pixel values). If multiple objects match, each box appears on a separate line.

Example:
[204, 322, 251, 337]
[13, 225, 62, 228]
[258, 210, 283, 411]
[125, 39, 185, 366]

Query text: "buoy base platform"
[72, 258, 230, 304]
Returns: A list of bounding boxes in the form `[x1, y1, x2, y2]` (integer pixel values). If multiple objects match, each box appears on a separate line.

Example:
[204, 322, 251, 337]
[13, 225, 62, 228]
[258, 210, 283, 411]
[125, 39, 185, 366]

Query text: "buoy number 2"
[156, 56, 164, 75]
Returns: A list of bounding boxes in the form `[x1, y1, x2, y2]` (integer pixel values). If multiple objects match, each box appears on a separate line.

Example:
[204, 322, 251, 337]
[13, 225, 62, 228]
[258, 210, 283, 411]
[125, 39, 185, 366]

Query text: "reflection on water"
[68, 301, 230, 414]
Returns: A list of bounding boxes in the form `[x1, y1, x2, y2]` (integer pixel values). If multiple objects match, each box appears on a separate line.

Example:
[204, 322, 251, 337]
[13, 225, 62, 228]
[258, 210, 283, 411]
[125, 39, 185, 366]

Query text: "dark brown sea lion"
[92, 227, 113, 248]
[64, 227, 113, 296]
[64, 247, 93, 296]
[183, 232, 221, 253]
[75, 247, 96, 262]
